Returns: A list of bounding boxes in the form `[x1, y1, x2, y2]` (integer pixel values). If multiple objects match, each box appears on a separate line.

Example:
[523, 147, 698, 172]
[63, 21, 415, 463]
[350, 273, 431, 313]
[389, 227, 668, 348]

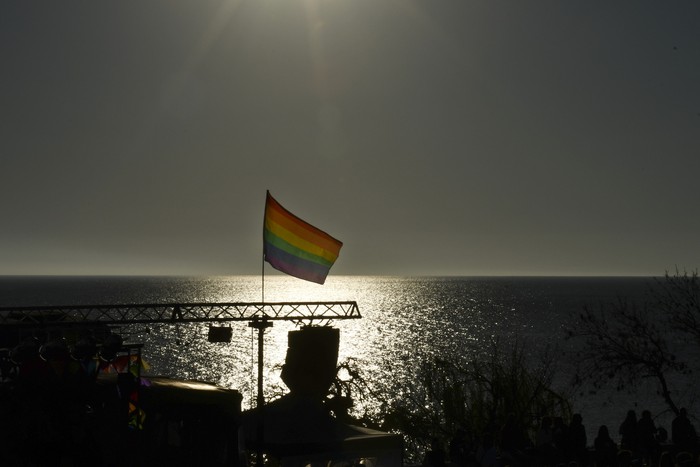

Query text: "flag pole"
[254, 190, 271, 467]
[262, 190, 267, 304]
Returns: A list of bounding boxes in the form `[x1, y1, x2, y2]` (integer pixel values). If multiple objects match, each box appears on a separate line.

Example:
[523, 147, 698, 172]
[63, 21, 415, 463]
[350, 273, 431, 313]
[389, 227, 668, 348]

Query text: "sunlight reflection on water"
[130, 275, 580, 416]
[0, 274, 662, 440]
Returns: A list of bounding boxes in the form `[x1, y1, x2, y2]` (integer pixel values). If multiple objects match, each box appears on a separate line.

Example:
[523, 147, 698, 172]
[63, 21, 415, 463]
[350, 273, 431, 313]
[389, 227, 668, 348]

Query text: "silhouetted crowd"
[423, 409, 700, 467]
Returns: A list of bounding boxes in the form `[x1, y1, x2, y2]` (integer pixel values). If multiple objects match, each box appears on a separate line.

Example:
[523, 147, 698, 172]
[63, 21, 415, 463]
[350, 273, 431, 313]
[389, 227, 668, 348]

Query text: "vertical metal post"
[256, 320, 266, 409]
[249, 317, 272, 467]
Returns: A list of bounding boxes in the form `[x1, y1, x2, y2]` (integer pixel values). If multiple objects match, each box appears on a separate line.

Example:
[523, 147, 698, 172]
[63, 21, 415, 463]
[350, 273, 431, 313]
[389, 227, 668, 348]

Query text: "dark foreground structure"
[0, 303, 403, 467]
[0, 339, 244, 466]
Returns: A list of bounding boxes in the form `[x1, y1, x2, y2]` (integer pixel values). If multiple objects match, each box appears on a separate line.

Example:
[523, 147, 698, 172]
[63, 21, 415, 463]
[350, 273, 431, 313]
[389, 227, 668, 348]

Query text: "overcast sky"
[1, 1, 699, 277]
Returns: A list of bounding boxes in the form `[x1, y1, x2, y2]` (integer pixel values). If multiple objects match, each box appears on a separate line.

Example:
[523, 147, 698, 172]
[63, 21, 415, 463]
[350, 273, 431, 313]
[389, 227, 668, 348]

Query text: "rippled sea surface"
[0, 275, 677, 440]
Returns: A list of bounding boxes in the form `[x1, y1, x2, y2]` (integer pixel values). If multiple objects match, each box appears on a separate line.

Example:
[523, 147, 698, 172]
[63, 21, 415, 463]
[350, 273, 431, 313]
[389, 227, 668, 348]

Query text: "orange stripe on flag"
[265, 203, 342, 255]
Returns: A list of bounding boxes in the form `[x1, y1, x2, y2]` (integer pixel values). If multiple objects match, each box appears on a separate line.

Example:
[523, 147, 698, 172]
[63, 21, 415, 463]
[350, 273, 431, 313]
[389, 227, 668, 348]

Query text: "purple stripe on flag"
[264, 242, 331, 284]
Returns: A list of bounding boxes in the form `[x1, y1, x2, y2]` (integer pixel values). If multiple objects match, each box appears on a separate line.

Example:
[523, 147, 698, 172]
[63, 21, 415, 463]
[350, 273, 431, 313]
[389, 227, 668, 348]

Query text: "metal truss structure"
[0, 301, 361, 328]
[0, 300, 362, 423]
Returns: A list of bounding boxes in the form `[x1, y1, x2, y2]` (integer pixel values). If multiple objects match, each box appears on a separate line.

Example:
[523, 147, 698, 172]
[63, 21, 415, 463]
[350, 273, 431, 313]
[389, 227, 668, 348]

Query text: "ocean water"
[0, 275, 686, 442]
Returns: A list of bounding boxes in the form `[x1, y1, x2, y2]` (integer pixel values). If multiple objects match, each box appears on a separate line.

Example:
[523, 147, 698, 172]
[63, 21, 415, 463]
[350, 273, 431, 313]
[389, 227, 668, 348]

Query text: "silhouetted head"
[597, 425, 610, 439]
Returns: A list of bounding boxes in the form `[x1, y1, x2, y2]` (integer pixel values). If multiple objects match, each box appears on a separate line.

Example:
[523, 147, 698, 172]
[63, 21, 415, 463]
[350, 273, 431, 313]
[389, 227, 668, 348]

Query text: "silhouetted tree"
[568, 269, 699, 416]
[659, 270, 700, 344]
[377, 338, 571, 463]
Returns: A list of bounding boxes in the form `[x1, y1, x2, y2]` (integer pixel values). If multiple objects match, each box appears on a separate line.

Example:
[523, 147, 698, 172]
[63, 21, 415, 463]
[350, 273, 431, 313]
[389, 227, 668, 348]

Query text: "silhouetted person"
[536, 416, 556, 465]
[638, 410, 658, 464]
[552, 416, 568, 463]
[568, 413, 588, 464]
[619, 410, 638, 453]
[500, 413, 532, 466]
[424, 437, 447, 467]
[594, 425, 618, 467]
[672, 408, 698, 454]
[656, 426, 668, 444]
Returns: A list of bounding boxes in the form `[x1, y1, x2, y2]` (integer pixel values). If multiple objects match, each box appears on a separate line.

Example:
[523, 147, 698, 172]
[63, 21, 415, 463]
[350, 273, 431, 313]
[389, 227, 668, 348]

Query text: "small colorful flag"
[263, 191, 343, 284]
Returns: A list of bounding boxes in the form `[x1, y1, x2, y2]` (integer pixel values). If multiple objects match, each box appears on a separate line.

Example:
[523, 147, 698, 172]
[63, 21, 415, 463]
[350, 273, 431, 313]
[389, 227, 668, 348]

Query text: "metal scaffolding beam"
[0, 301, 361, 328]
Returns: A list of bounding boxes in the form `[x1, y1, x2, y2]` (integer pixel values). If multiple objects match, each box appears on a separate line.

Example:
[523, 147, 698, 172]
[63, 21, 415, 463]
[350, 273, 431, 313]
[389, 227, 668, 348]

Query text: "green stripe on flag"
[264, 230, 335, 267]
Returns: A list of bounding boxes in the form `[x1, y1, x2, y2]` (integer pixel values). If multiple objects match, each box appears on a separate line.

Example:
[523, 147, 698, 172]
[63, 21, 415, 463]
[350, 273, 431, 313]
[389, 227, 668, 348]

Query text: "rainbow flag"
[263, 191, 343, 284]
